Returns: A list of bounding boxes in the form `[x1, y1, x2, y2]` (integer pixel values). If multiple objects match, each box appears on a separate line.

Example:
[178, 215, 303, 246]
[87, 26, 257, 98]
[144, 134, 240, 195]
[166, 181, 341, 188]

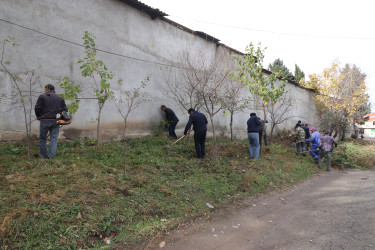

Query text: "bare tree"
[112, 77, 149, 170]
[0, 37, 41, 159]
[266, 94, 298, 144]
[222, 79, 250, 141]
[183, 48, 230, 150]
[161, 66, 201, 112]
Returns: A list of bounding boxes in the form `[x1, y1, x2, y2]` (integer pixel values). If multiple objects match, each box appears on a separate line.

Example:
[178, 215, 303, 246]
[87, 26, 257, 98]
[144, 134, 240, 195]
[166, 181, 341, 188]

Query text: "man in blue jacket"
[35, 84, 67, 158]
[247, 113, 261, 159]
[184, 108, 208, 159]
[160, 105, 179, 139]
[305, 127, 321, 163]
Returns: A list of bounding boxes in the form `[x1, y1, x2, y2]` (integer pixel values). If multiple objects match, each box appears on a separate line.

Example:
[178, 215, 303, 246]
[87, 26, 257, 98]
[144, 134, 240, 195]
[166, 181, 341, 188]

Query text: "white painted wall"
[0, 0, 318, 141]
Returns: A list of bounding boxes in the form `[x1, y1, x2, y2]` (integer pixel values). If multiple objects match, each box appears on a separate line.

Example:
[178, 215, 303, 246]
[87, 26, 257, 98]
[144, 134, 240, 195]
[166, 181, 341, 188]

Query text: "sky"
[140, 0, 375, 112]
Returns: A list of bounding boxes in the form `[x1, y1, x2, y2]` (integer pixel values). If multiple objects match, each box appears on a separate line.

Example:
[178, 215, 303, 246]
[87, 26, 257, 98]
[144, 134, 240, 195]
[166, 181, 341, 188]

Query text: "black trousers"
[259, 131, 268, 147]
[194, 130, 206, 158]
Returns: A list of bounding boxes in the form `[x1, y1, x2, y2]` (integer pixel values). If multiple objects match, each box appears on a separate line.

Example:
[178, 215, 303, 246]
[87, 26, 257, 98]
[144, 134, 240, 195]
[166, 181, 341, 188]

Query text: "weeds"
[0, 137, 373, 248]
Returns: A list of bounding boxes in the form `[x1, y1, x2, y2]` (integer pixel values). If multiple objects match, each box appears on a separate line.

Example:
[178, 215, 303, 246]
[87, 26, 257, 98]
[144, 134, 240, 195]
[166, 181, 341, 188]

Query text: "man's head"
[310, 127, 316, 133]
[250, 112, 256, 117]
[44, 84, 55, 92]
[160, 105, 166, 111]
[304, 123, 309, 127]
[188, 108, 195, 115]
[322, 129, 328, 135]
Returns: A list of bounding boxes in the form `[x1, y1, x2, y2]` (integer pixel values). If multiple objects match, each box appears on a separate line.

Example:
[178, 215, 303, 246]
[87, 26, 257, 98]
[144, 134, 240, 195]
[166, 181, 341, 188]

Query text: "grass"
[0, 136, 374, 249]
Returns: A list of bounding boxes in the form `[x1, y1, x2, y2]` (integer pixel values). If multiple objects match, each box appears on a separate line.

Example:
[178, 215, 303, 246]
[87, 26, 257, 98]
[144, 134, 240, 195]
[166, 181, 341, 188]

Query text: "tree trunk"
[260, 105, 267, 156]
[123, 118, 127, 171]
[185, 133, 191, 144]
[97, 103, 103, 149]
[269, 123, 276, 145]
[340, 126, 346, 141]
[209, 114, 217, 156]
[22, 101, 31, 159]
[230, 112, 234, 142]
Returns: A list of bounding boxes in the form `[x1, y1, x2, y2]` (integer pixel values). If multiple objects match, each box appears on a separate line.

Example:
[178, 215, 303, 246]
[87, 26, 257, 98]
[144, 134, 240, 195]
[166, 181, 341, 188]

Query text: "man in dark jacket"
[160, 105, 179, 139]
[35, 84, 67, 158]
[184, 108, 208, 159]
[247, 113, 261, 159]
[302, 123, 311, 151]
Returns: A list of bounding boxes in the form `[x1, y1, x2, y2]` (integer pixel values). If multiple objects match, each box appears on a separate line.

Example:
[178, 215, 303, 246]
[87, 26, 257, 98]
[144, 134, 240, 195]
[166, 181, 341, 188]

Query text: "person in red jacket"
[35, 84, 67, 158]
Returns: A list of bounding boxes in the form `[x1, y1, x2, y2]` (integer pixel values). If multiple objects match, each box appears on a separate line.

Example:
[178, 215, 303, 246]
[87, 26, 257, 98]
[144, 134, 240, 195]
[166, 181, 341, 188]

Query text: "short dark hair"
[161, 105, 166, 109]
[322, 129, 328, 134]
[45, 84, 55, 91]
[188, 108, 195, 113]
[250, 112, 256, 117]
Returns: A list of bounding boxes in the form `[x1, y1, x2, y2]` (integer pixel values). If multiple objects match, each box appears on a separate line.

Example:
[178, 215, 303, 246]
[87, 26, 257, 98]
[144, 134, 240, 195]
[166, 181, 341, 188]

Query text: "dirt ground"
[152, 169, 375, 250]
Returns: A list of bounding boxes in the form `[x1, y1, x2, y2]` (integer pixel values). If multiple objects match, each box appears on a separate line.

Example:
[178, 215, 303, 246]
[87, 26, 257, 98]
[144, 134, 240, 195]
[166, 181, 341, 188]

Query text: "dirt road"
[156, 169, 375, 250]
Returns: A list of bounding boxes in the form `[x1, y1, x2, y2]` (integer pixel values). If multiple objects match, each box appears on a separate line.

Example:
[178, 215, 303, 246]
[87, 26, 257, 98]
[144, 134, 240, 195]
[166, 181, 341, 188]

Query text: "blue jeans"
[168, 122, 178, 139]
[296, 142, 305, 154]
[194, 130, 206, 158]
[39, 121, 60, 158]
[248, 132, 260, 159]
[310, 145, 320, 161]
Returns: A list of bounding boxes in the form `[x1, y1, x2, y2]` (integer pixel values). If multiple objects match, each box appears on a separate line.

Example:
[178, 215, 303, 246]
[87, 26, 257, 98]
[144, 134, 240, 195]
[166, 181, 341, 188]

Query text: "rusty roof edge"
[119, 0, 167, 19]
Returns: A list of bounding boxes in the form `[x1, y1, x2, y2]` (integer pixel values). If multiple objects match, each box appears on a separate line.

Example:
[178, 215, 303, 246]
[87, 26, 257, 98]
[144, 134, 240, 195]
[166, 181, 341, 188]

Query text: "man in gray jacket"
[318, 130, 338, 171]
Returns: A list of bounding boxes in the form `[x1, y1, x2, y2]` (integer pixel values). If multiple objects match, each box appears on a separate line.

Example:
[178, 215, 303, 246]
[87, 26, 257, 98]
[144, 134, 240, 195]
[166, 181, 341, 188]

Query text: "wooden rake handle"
[171, 130, 192, 146]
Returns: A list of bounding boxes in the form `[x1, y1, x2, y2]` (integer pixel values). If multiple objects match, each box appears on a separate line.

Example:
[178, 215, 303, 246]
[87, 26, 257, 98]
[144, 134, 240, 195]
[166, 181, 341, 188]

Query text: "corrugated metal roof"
[119, 0, 167, 19]
[119, 0, 312, 90]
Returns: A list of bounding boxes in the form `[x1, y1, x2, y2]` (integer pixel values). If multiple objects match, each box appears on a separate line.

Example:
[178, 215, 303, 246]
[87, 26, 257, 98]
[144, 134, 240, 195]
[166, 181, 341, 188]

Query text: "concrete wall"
[0, 0, 318, 141]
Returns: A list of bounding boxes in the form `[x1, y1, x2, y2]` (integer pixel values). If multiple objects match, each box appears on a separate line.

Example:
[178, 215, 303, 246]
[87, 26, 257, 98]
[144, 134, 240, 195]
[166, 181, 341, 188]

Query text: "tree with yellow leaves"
[303, 60, 368, 140]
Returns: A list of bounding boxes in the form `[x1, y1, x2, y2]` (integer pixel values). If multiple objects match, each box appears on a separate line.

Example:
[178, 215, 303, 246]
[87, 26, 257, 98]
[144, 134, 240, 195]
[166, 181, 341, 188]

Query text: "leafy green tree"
[294, 64, 305, 84]
[56, 76, 81, 114]
[267, 58, 294, 81]
[231, 43, 286, 154]
[78, 31, 114, 149]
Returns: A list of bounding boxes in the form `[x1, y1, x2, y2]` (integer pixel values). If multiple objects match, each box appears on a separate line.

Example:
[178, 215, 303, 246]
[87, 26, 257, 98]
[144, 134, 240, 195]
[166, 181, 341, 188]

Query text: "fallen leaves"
[5, 174, 14, 179]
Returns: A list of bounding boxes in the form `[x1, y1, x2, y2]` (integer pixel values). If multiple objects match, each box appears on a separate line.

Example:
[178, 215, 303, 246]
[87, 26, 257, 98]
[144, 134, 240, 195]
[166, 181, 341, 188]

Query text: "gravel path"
[155, 169, 375, 250]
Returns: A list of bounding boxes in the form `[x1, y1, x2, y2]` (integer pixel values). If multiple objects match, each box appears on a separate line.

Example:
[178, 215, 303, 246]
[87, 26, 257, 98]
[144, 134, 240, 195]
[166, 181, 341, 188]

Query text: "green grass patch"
[0, 136, 373, 248]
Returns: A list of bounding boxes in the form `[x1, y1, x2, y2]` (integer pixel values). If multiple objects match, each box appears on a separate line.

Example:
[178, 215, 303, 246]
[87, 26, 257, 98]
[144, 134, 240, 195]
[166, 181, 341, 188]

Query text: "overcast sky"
[141, 0, 375, 112]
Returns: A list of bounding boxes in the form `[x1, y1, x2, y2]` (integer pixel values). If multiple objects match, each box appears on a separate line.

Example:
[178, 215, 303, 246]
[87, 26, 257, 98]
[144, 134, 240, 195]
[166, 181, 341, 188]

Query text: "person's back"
[310, 131, 321, 146]
[35, 91, 67, 120]
[320, 134, 337, 152]
[318, 130, 338, 171]
[165, 107, 179, 123]
[247, 116, 260, 133]
[190, 111, 207, 132]
[302, 126, 310, 139]
[296, 126, 306, 142]
[35, 84, 67, 159]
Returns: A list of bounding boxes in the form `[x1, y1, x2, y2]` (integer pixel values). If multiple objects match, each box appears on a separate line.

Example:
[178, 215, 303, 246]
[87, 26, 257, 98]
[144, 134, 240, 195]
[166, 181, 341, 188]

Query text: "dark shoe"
[327, 169, 330, 171]
[302, 153, 306, 157]
[295, 152, 299, 156]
